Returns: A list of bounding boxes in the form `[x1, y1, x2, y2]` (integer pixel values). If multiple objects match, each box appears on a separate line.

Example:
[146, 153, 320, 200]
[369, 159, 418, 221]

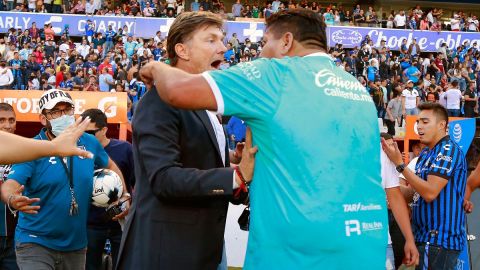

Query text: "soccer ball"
[92, 169, 123, 207]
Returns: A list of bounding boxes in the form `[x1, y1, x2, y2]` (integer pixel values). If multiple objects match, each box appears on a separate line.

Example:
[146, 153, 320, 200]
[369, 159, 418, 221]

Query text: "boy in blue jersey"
[0, 89, 130, 270]
[382, 102, 467, 270]
[140, 9, 390, 269]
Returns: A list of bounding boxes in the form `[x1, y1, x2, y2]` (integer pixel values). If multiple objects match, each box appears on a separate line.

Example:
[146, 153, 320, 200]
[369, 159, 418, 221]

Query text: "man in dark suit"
[116, 12, 257, 270]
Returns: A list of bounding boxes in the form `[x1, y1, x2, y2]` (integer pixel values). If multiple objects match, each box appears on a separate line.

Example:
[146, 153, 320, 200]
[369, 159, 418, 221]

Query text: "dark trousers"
[86, 227, 122, 270]
[448, 109, 461, 117]
[0, 236, 18, 270]
[44, 3, 52, 12]
[388, 210, 406, 269]
[416, 243, 460, 270]
[464, 105, 475, 118]
[16, 243, 86, 270]
[52, 4, 62, 13]
[385, 119, 396, 136]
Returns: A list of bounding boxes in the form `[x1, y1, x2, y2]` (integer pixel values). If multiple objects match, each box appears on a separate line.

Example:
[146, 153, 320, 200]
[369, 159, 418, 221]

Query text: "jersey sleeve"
[428, 144, 459, 180]
[88, 136, 109, 168]
[201, 58, 284, 120]
[380, 149, 400, 189]
[8, 161, 35, 185]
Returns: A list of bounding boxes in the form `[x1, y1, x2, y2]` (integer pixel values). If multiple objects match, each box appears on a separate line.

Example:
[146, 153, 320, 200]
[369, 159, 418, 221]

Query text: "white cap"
[38, 89, 74, 111]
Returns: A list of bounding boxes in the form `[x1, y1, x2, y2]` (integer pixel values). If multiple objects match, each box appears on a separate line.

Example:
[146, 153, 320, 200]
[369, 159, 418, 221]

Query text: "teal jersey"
[203, 53, 388, 269]
[8, 129, 109, 251]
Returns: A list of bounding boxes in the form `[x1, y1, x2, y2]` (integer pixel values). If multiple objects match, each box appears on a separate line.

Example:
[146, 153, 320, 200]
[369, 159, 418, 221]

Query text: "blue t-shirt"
[99, 73, 114, 92]
[105, 30, 116, 42]
[224, 49, 234, 61]
[8, 129, 109, 251]
[203, 53, 387, 269]
[367, 66, 377, 82]
[226, 116, 247, 142]
[191, 1, 200, 11]
[85, 24, 95, 37]
[124, 42, 138, 57]
[405, 66, 420, 83]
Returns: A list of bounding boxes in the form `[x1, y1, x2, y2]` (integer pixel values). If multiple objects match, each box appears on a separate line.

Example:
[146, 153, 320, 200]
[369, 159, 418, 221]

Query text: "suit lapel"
[193, 110, 223, 162]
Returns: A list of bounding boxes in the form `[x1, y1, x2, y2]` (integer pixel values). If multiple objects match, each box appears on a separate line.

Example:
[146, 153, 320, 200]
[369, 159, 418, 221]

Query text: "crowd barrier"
[2, 12, 480, 51]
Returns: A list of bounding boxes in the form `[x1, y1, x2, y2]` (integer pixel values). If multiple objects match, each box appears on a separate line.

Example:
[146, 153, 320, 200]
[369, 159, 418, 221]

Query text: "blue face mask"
[50, 115, 75, 137]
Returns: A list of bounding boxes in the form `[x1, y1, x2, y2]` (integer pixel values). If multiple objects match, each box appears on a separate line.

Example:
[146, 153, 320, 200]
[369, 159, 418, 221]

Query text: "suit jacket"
[117, 89, 242, 270]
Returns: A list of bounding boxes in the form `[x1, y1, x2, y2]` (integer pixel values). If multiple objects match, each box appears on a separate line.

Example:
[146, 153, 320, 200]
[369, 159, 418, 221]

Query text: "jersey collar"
[304, 52, 332, 59]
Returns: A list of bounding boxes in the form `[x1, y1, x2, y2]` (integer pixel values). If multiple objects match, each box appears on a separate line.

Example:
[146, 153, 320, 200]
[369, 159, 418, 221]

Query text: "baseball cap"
[407, 80, 414, 84]
[38, 89, 74, 112]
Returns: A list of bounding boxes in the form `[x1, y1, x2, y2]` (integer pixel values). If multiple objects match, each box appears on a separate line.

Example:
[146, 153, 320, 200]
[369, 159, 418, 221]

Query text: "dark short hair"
[418, 102, 449, 127]
[0, 102, 15, 114]
[451, 81, 459, 87]
[380, 132, 393, 140]
[266, 9, 328, 51]
[167, 12, 223, 66]
[81, 109, 107, 129]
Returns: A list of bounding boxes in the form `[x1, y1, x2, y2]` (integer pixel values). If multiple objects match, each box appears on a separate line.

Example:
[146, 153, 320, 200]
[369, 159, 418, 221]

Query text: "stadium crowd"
[0, 4, 479, 128]
[1, 1, 479, 32]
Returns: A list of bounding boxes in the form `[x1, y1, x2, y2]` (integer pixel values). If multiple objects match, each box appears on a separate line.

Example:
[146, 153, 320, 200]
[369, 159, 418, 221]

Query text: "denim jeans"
[416, 243, 460, 270]
[406, 108, 418, 115]
[435, 72, 443, 85]
[448, 109, 461, 117]
[15, 242, 86, 270]
[386, 244, 395, 270]
[451, 78, 467, 92]
[86, 227, 122, 270]
[13, 78, 23, 90]
[376, 105, 386, 119]
[217, 240, 227, 270]
[0, 237, 18, 270]
[103, 41, 114, 57]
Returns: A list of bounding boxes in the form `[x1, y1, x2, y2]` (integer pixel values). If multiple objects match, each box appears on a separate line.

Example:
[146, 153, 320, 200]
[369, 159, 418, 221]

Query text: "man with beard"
[117, 12, 256, 270]
[0, 89, 129, 270]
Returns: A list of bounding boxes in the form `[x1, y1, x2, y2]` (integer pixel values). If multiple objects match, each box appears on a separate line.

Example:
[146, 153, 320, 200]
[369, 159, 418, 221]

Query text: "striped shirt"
[0, 164, 17, 237]
[412, 135, 467, 250]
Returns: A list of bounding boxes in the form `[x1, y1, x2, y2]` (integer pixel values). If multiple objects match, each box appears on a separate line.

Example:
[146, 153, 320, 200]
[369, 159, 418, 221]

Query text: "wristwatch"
[396, 163, 406, 173]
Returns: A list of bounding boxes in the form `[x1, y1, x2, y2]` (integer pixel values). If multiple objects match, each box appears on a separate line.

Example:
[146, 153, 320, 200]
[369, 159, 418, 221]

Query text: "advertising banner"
[0, 12, 265, 42]
[0, 90, 128, 123]
[327, 25, 480, 52]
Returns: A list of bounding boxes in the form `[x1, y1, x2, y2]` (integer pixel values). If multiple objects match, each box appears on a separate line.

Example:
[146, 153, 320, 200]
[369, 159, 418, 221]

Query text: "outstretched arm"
[0, 117, 92, 164]
[140, 61, 218, 111]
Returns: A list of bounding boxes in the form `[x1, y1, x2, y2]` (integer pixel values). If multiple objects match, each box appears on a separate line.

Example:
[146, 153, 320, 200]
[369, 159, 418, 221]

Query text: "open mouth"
[210, 60, 222, 69]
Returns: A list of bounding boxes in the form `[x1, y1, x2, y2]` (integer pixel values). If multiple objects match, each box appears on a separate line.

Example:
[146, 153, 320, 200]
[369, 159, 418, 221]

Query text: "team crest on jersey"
[443, 144, 451, 151]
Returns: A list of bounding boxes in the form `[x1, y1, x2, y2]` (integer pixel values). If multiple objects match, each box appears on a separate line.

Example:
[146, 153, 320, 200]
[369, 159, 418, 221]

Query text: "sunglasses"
[85, 128, 102, 135]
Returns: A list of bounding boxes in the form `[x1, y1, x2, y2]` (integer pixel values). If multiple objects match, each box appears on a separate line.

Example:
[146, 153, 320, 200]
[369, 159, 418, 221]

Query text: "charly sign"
[327, 25, 480, 52]
[0, 11, 265, 42]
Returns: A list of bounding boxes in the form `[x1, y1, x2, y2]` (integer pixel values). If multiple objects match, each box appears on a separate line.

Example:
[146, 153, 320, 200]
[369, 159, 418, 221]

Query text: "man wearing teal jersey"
[139, 9, 390, 269]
